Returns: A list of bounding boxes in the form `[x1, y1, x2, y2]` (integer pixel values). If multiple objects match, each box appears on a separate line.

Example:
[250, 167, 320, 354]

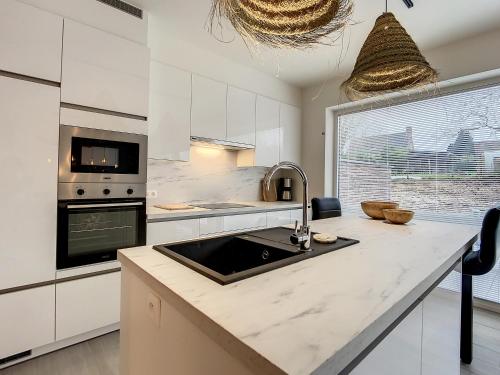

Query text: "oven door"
[57, 199, 146, 269]
[59, 125, 147, 184]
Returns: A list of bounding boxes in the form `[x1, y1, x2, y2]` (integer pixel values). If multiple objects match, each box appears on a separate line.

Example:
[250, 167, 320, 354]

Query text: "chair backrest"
[311, 197, 342, 220]
[463, 207, 499, 276]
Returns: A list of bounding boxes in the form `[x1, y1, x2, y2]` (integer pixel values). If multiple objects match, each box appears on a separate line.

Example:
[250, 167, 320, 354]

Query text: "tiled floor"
[1, 308, 498, 375]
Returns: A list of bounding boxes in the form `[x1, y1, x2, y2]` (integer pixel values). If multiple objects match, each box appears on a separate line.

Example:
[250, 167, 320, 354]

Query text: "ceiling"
[132, 0, 500, 88]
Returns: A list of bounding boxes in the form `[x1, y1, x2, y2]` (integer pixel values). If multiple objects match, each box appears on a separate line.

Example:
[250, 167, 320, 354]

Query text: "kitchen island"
[118, 215, 478, 375]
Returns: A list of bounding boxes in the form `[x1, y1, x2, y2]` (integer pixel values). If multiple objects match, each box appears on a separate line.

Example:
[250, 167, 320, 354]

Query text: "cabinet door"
[422, 287, 461, 375]
[223, 213, 267, 232]
[191, 75, 227, 140]
[147, 220, 200, 245]
[61, 19, 150, 116]
[200, 217, 225, 236]
[351, 303, 423, 375]
[0, 77, 59, 290]
[0, 0, 63, 82]
[0, 286, 55, 359]
[56, 272, 121, 341]
[227, 86, 256, 145]
[267, 210, 292, 228]
[149, 62, 191, 161]
[255, 96, 280, 167]
[279, 104, 301, 165]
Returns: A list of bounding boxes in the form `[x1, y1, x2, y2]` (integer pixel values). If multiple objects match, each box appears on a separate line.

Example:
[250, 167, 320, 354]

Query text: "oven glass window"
[68, 207, 139, 258]
[71, 137, 139, 174]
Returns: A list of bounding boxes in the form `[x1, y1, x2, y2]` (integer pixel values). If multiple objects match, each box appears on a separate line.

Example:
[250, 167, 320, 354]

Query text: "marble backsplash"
[147, 146, 270, 204]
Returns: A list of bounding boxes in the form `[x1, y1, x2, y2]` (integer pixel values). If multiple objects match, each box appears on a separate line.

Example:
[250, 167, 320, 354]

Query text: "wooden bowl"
[383, 209, 415, 225]
[361, 201, 399, 219]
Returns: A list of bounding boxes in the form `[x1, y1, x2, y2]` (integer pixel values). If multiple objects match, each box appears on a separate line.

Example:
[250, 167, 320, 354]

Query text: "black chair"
[311, 197, 342, 220]
[461, 206, 499, 364]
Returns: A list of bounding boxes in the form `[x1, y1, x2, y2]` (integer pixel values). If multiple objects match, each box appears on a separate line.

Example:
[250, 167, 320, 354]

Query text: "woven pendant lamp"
[342, 12, 437, 101]
[209, 0, 353, 49]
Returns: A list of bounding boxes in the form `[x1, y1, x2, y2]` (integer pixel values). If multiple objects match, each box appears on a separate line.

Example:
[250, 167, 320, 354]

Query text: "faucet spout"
[264, 162, 311, 251]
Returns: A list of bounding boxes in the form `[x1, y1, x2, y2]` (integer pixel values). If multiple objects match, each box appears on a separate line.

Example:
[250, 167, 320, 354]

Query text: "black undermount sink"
[153, 227, 359, 285]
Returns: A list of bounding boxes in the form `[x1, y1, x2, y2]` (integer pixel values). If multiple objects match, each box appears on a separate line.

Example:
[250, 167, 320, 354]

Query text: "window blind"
[337, 84, 500, 304]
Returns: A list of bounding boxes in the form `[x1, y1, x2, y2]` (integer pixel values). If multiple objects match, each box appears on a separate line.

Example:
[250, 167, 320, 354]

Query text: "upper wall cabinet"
[61, 20, 150, 117]
[149, 61, 191, 161]
[255, 96, 280, 166]
[280, 104, 302, 165]
[0, 0, 63, 82]
[191, 75, 227, 140]
[227, 87, 256, 145]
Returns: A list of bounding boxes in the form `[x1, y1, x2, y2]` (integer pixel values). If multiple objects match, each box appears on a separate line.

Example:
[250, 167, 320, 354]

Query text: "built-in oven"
[57, 198, 146, 269]
[57, 125, 148, 269]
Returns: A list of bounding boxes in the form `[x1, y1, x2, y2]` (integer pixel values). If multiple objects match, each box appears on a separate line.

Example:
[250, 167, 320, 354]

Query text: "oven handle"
[67, 202, 144, 209]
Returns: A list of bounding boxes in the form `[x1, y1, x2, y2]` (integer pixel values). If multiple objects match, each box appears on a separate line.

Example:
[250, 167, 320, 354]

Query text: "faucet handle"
[294, 220, 299, 234]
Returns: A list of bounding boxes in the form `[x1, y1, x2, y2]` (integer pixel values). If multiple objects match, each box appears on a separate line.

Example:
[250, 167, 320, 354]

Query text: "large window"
[337, 84, 500, 304]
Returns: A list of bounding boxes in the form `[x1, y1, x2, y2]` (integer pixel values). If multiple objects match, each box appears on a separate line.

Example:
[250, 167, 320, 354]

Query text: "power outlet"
[147, 190, 158, 199]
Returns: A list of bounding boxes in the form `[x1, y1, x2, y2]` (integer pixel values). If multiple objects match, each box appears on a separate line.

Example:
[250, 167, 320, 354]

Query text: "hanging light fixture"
[342, 1, 437, 101]
[209, 0, 353, 49]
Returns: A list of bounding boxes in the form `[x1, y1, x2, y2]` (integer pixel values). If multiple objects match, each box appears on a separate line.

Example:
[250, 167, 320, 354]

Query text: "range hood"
[190, 136, 255, 151]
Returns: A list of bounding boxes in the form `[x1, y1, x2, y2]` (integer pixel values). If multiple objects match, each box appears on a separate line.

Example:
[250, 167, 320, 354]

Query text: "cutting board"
[154, 204, 194, 211]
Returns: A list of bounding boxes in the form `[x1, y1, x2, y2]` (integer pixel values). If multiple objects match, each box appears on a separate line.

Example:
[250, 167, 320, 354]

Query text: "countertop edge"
[147, 202, 304, 223]
[118, 252, 288, 375]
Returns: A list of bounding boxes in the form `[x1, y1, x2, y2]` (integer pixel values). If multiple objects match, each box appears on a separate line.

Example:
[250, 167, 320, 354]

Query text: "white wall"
[302, 28, 500, 199]
[148, 15, 301, 107]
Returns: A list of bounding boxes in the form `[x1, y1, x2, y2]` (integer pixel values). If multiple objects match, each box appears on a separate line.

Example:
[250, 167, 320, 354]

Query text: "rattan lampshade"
[209, 0, 352, 49]
[342, 12, 437, 100]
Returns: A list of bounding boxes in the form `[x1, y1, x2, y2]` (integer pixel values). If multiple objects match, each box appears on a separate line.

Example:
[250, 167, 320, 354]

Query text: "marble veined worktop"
[118, 215, 479, 375]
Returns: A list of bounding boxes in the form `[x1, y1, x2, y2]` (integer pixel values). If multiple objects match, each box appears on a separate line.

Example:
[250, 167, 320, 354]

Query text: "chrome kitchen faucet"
[264, 162, 311, 251]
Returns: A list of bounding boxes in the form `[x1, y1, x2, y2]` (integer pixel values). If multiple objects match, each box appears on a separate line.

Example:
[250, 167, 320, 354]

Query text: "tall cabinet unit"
[149, 61, 191, 161]
[191, 75, 227, 140]
[0, 0, 63, 82]
[61, 19, 150, 116]
[0, 76, 60, 290]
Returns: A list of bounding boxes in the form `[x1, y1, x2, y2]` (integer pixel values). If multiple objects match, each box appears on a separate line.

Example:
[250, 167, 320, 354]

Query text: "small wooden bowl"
[361, 201, 399, 220]
[383, 209, 415, 225]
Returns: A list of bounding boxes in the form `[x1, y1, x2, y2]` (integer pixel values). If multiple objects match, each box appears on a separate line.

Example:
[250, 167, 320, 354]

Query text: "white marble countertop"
[119, 215, 479, 375]
[147, 200, 304, 222]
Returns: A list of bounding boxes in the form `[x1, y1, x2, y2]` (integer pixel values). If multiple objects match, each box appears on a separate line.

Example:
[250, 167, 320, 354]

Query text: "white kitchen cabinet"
[351, 303, 423, 375]
[56, 272, 121, 341]
[147, 219, 200, 245]
[149, 62, 191, 161]
[279, 104, 302, 165]
[61, 19, 150, 116]
[0, 286, 55, 359]
[223, 213, 267, 232]
[266, 210, 292, 228]
[0, 77, 59, 290]
[237, 95, 280, 167]
[421, 287, 461, 375]
[256, 96, 281, 166]
[226, 86, 256, 145]
[191, 75, 227, 140]
[0, 0, 63, 82]
[60, 107, 148, 135]
[200, 217, 225, 236]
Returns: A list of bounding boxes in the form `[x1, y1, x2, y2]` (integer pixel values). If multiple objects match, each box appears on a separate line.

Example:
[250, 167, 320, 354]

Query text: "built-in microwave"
[59, 125, 147, 185]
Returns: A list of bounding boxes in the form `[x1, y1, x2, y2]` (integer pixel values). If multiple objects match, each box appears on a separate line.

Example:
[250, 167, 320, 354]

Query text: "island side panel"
[120, 265, 259, 375]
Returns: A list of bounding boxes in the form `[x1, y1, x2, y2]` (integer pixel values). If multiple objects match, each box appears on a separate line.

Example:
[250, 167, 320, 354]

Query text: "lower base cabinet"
[351, 287, 461, 375]
[147, 219, 200, 246]
[0, 286, 55, 359]
[55, 272, 121, 341]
